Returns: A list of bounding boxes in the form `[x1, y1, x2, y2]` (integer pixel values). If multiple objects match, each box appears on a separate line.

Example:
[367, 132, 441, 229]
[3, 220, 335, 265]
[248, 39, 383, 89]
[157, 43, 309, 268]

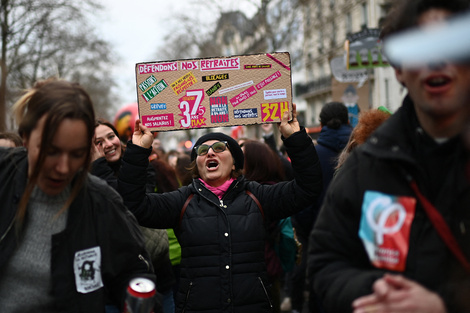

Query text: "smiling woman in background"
[91, 118, 158, 193]
[91, 119, 125, 190]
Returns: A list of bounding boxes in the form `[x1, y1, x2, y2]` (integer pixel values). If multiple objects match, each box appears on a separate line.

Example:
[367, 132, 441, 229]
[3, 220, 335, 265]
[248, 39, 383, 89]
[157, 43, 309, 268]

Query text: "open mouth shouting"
[206, 159, 219, 170]
[424, 74, 452, 94]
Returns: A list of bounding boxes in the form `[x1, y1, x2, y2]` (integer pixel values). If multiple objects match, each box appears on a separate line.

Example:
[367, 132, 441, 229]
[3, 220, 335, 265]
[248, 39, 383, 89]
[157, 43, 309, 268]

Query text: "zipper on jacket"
[138, 254, 150, 272]
[181, 281, 193, 313]
[258, 277, 273, 308]
[196, 179, 240, 207]
[221, 180, 240, 202]
[216, 180, 240, 210]
[196, 183, 225, 208]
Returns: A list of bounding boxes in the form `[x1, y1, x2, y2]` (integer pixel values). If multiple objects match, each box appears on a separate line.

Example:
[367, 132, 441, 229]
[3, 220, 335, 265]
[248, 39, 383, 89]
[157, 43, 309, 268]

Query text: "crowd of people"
[0, 0, 469, 312]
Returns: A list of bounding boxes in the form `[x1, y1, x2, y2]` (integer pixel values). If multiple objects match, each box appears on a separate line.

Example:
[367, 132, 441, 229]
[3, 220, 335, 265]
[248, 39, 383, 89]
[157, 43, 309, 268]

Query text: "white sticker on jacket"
[74, 246, 104, 293]
[359, 191, 416, 271]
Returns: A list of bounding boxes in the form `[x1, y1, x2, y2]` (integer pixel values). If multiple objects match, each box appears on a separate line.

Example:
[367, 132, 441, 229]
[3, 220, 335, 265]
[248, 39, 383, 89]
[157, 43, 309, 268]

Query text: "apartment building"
[295, 0, 405, 127]
[203, 0, 407, 134]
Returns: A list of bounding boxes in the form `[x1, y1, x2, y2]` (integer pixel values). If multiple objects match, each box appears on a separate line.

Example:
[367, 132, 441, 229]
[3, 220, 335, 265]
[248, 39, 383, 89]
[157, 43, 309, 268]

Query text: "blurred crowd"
[0, 0, 470, 312]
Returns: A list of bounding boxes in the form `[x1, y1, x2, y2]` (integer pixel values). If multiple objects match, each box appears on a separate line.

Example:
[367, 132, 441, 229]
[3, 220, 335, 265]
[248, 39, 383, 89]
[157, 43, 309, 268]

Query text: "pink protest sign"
[135, 52, 292, 132]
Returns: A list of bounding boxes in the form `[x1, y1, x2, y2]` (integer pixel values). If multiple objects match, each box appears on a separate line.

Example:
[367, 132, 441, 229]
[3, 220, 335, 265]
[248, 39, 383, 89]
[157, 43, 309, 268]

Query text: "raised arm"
[117, 120, 185, 229]
[131, 119, 153, 149]
[278, 103, 300, 139]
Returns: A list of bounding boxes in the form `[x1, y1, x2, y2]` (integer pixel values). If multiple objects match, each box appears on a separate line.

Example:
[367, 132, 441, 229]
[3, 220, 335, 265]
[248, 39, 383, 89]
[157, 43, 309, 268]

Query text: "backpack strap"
[246, 190, 264, 219]
[179, 194, 194, 227]
[409, 179, 470, 272]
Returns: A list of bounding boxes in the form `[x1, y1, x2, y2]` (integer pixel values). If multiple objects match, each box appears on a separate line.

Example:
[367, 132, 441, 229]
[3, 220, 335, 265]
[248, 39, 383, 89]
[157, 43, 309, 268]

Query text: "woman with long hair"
[0, 78, 153, 312]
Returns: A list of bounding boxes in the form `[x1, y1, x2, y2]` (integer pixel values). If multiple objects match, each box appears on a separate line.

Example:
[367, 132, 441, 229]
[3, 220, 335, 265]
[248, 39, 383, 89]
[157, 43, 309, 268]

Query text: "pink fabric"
[199, 178, 235, 199]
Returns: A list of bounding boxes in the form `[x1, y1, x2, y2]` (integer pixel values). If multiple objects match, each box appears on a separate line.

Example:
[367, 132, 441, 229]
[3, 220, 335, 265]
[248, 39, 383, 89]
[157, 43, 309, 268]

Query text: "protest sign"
[135, 52, 292, 132]
[346, 28, 389, 70]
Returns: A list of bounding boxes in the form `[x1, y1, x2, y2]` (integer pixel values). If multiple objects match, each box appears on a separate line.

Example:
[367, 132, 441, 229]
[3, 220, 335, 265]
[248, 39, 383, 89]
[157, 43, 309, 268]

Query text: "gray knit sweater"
[0, 186, 69, 312]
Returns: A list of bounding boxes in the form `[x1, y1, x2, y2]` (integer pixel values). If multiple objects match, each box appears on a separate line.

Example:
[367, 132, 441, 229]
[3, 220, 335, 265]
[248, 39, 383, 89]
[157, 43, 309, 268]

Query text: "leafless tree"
[152, 0, 305, 142]
[155, 0, 304, 66]
[0, 0, 116, 130]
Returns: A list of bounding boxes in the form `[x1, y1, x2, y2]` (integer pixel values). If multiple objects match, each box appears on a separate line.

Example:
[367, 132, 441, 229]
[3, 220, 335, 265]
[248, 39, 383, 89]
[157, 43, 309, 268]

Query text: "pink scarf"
[199, 178, 235, 199]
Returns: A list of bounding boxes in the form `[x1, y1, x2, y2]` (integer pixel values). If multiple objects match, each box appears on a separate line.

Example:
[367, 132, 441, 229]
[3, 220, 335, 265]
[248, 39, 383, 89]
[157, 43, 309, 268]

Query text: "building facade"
[295, 0, 406, 128]
[160, 0, 408, 150]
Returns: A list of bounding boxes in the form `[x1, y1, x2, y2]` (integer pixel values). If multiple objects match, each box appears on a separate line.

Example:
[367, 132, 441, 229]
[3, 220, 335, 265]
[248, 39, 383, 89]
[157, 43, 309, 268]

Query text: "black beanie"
[191, 132, 244, 170]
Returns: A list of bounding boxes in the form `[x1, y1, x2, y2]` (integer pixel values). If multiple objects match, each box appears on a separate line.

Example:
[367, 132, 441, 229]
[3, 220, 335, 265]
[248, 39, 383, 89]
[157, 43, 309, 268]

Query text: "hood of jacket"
[317, 124, 352, 152]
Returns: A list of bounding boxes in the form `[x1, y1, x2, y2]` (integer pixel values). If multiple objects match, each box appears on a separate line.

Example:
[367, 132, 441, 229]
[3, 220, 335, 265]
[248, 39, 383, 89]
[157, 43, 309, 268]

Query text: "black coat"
[91, 156, 156, 193]
[91, 155, 175, 295]
[309, 96, 470, 313]
[0, 147, 154, 312]
[118, 128, 322, 313]
[293, 124, 352, 235]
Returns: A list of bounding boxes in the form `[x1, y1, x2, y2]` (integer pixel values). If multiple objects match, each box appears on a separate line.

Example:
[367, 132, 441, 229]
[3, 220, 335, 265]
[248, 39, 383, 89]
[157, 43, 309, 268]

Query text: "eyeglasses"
[194, 141, 229, 156]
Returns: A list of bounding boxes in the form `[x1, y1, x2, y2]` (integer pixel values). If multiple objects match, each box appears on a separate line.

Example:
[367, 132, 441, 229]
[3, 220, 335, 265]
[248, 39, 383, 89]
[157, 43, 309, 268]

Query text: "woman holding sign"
[118, 104, 322, 313]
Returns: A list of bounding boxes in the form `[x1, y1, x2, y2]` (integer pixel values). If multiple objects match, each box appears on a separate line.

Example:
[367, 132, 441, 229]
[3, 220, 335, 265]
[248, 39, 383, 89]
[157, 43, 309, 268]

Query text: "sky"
[94, 0, 257, 112]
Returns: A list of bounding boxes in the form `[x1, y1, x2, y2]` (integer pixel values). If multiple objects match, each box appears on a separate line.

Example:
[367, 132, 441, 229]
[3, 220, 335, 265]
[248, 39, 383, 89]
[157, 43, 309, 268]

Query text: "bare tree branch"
[0, 0, 115, 130]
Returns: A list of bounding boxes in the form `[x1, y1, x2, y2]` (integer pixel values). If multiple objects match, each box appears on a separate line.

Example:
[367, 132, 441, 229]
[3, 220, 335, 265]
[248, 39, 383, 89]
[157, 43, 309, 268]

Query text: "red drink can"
[123, 277, 156, 313]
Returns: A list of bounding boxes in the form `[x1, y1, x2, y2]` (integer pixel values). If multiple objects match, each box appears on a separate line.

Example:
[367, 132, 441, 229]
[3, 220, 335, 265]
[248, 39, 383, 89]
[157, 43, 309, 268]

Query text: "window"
[346, 12, 353, 34]
[318, 29, 324, 53]
[385, 78, 390, 108]
[319, 61, 325, 77]
[361, 3, 368, 29]
[316, 0, 322, 18]
[379, 2, 393, 28]
[331, 21, 337, 46]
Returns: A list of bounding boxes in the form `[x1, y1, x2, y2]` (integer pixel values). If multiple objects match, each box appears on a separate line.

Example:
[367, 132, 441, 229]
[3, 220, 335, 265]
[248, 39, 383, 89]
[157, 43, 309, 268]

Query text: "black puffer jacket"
[0, 147, 154, 312]
[118, 128, 322, 313]
[309, 96, 470, 313]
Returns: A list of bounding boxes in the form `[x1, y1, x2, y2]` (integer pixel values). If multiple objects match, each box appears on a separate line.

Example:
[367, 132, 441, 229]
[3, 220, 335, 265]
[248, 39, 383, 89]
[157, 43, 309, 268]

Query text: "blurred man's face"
[395, 9, 470, 134]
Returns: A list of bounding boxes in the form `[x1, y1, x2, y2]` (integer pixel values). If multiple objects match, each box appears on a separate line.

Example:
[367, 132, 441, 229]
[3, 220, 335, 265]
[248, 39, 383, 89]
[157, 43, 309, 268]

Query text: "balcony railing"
[294, 76, 332, 97]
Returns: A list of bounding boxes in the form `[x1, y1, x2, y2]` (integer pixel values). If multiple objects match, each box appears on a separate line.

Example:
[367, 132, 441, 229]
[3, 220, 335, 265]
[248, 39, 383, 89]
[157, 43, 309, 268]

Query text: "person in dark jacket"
[315, 101, 352, 186]
[118, 104, 322, 313]
[0, 78, 153, 312]
[309, 1, 470, 312]
[242, 138, 290, 313]
[285, 101, 352, 313]
[91, 118, 174, 313]
[92, 118, 156, 193]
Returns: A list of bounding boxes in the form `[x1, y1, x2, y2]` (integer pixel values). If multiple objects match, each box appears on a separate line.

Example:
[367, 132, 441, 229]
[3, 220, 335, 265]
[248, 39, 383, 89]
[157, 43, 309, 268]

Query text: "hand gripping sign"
[359, 191, 416, 272]
[135, 52, 292, 132]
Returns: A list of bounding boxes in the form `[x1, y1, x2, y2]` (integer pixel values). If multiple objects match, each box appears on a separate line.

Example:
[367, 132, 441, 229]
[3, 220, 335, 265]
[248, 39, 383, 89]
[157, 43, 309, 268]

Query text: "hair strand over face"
[12, 77, 95, 232]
